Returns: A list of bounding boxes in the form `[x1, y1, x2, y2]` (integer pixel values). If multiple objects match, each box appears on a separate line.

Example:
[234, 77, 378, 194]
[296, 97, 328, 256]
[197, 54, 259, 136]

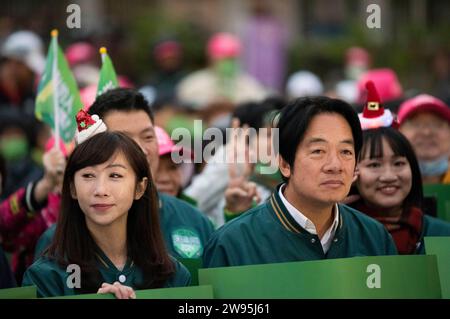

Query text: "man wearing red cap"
[398, 94, 450, 184]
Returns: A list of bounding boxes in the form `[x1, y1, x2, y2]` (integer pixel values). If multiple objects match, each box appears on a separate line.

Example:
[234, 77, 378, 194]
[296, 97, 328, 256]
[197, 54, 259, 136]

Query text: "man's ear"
[135, 177, 148, 200]
[70, 183, 77, 199]
[278, 155, 291, 179]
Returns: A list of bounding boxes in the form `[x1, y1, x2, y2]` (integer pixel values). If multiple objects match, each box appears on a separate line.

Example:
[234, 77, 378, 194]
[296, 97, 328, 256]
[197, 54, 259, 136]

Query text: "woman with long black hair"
[23, 131, 190, 298]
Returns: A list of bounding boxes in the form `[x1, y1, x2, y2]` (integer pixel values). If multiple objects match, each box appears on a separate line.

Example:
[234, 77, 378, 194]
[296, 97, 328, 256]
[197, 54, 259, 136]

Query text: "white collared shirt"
[278, 184, 339, 253]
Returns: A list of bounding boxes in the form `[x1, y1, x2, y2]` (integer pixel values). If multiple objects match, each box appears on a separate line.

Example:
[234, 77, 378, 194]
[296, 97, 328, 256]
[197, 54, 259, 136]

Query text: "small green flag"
[97, 47, 118, 96]
[35, 29, 82, 143]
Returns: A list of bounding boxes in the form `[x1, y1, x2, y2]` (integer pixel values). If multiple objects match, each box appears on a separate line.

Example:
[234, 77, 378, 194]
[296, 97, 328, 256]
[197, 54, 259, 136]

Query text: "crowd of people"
[0, 27, 449, 298]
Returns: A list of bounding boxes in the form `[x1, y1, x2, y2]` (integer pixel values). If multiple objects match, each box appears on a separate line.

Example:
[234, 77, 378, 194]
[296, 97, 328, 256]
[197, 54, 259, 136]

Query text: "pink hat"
[153, 40, 182, 59]
[398, 94, 450, 125]
[155, 126, 181, 156]
[357, 68, 403, 103]
[346, 47, 371, 67]
[79, 84, 97, 111]
[118, 75, 134, 89]
[207, 33, 241, 60]
[65, 42, 96, 67]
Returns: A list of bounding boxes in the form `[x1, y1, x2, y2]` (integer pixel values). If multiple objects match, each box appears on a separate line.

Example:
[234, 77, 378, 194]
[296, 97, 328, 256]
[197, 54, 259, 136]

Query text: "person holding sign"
[23, 113, 190, 298]
[349, 82, 450, 254]
[203, 96, 397, 268]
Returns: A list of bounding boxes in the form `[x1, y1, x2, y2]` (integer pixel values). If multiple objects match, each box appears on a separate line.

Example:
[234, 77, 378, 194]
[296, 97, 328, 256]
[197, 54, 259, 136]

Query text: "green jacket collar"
[268, 184, 343, 235]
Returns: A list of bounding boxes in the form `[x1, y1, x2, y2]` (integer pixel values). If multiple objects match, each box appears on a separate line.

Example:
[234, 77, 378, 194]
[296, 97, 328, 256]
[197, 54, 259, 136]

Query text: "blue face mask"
[419, 156, 449, 177]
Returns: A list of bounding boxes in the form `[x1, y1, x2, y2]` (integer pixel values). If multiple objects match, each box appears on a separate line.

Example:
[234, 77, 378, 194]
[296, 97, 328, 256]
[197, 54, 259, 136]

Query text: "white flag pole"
[51, 29, 60, 151]
[100, 46, 107, 63]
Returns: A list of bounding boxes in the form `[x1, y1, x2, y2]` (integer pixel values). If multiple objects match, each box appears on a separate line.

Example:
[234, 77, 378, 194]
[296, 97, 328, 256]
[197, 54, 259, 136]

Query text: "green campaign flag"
[35, 29, 82, 143]
[425, 237, 450, 299]
[97, 47, 118, 97]
[199, 255, 442, 299]
[48, 285, 214, 299]
[0, 286, 37, 299]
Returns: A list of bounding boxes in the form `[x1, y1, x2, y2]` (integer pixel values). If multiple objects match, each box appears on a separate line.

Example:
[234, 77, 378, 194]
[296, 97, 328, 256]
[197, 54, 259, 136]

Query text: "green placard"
[425, 237, 450, 299]
[199, 255, 442, 299]
[0, 286, 37, 299]
[48, 284, 213, 299]
[423, 184, 450, 222]
[179, 258, 203, 286]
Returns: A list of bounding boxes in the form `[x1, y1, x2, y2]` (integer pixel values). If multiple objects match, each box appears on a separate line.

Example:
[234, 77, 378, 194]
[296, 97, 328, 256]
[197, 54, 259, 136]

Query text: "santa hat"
[75, 109, 107, 144]
[358, 81, 398, 130]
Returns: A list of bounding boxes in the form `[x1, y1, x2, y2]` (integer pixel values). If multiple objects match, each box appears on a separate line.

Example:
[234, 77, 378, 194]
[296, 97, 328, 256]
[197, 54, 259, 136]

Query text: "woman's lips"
[91, 204, 114, 211]
[377, 185, 399, 195]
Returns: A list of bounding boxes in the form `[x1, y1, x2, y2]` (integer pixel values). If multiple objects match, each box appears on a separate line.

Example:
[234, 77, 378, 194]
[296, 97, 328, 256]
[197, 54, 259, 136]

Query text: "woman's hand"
[97, 282, 136, 299]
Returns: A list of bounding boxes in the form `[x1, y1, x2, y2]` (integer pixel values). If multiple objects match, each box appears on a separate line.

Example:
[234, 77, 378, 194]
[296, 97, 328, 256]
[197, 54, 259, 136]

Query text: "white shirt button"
[333, 238, 339, 243]
[118, 275, 126, 283]
[310, 238, 316, 244]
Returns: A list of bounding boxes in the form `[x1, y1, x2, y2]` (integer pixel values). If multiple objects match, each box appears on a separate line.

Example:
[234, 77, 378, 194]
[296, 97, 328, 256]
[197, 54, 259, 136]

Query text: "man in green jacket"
[203, 96, 398, 267]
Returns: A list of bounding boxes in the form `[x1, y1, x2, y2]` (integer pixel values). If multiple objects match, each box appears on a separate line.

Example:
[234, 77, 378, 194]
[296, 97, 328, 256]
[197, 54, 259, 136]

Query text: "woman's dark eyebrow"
[106, 164, 128, 169]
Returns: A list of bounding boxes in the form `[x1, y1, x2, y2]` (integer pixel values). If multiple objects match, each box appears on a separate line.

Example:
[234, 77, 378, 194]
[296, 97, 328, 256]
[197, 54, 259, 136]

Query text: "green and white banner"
[35, 29, 82, 143]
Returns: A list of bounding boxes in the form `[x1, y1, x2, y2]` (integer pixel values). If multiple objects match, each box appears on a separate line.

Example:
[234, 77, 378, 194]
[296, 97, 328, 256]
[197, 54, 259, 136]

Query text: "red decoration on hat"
[358, 81, 398, 130]
[363, 81, 384, 118]
[76, 109, 96, 132]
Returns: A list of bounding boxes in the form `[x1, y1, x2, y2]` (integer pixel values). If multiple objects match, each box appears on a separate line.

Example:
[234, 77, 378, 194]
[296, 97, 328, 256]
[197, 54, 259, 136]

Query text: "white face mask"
[419, 156, 449, 177]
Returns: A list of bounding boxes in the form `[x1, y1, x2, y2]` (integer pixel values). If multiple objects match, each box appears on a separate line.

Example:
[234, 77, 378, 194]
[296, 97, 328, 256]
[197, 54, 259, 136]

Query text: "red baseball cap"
[398, 94, 450, 125]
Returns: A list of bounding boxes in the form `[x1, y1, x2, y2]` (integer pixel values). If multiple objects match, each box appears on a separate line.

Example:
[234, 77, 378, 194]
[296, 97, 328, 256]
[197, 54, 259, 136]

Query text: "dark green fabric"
[34, 193, 214, 260]
[22, 252, 190, 298]
[178, 192, 198, 207]
[203, 188, 398, 268]
[223, 209, 242, 223]
[416, 215, 450, 254]
[0, 246, 16, 289]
